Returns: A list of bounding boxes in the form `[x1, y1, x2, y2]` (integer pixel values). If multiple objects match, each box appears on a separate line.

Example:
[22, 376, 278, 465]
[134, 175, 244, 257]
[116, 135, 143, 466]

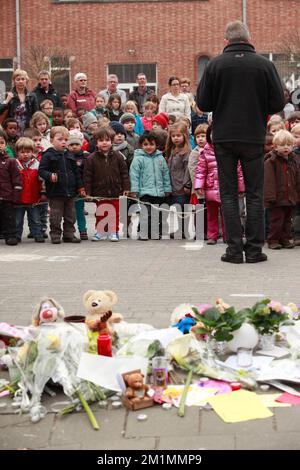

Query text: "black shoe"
[245, 253, 268, 263]
[42, 232, 48, 239]
[5, 238, 18, 246]
[51, 238, 61, 244]
[35, 237, 45, 243]
[63, 236, 81, 243]
[27, 233, 34, 239]
[221, 253, 244, 264]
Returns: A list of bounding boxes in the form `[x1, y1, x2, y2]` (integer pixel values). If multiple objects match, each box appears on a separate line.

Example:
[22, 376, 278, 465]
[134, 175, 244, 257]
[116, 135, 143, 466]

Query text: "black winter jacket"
[0, 88, 39, 129]
[0, 152, 22, 202]
[38, 148, 83, 198]
[196, 43, 284, 144]
[32, 83, 62, 108]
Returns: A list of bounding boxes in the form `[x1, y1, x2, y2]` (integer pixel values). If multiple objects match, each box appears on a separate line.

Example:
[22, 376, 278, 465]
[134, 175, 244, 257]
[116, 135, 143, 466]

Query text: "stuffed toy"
[83, 289, 123, 333]
[124, 371, 149, 403]
[32, 298, 65, 327]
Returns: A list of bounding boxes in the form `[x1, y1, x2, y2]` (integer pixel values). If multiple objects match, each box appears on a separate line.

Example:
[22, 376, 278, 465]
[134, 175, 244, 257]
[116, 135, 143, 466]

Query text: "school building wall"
[0, 0, 299, 95]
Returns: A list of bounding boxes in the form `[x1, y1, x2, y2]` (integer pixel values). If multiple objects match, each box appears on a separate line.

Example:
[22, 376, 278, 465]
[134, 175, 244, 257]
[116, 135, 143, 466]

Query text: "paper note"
[224, 355, 274, 371]
[128, 328, 183, 348]
[208, 390, 273, 423]
[77, 352, 148, 392]
[258, 393, 291, 408]
[275, 392, 300, 405]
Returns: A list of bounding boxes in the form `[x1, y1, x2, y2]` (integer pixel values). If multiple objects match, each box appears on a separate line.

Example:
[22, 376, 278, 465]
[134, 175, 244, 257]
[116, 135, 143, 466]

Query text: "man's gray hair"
[225, 21, 250, 43]
[38, 70, 51, 79]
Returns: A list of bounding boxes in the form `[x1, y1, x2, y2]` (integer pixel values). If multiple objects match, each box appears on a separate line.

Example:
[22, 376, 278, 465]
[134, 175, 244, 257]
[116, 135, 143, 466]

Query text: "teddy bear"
[83, 289, 123, 335]
[124, 371, 149, 403]
[32, 298, 65, 327]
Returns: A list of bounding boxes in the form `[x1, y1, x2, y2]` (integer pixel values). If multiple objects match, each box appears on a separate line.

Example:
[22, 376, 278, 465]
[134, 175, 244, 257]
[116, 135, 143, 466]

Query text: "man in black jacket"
[128, 73, 154, 115]
[197, 20, 284, 263]
[32, 70, 62, 109]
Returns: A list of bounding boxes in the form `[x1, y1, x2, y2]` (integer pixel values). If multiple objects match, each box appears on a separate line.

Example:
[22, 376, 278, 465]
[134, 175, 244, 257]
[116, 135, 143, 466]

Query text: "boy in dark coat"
[264, 130, 300, 249]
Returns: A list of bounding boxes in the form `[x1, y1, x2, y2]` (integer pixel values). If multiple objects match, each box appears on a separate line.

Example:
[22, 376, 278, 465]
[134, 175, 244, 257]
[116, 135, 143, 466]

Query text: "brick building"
[0, 0, 300, 100]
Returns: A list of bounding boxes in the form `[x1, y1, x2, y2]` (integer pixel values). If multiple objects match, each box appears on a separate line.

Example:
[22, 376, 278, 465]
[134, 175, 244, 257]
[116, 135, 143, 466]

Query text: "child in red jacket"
[15, 137, 45, 243]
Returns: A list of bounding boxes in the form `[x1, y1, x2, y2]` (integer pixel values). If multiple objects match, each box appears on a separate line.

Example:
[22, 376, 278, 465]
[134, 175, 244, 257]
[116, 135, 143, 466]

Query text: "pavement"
[0, 210, 300, 450]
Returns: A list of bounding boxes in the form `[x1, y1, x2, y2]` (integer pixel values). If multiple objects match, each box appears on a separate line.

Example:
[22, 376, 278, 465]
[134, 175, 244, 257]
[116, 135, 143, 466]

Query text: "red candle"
[230, 382, 241, 391]
[97, 334, 112, 357]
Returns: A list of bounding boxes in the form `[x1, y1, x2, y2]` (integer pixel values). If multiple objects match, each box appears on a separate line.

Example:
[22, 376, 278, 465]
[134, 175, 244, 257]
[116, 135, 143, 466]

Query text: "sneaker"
[5, 238, 19, 246]
[281, 240, 294, 249]
[51, 238, 61, 244]
[268, 243, 282, 250]
[207, 239, 217, 245]
[109, 233, 119, 242]
[63, 236, 81, 243]
[80, 231, 89, 240]
[91, 233, 107, 242]
[35, 237, 45, 243]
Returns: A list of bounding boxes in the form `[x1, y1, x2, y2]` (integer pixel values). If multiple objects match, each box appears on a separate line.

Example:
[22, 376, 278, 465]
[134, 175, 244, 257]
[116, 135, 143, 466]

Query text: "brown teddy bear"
[124, 371, 149, 403]
[83, 289, 123, 335]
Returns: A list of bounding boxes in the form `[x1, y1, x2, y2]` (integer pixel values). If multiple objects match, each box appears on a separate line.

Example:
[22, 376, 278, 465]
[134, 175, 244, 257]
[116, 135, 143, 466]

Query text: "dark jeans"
[49, 197, 76, 240]
[139, 195, 166, 239]
[214, 142, 264, 257]
[15, 205, 43, 240]
[294, 203, 300, 240]
[168, 194, 190, 238]
[0, 201, 16, 239]
[38, 202, 48, 233]
[268, 206, 293, 244]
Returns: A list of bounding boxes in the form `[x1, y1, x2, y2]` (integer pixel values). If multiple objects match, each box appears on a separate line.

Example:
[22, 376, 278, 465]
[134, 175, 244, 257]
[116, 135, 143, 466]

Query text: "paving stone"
[274, 406, 300, 432]
[199, 409, 275, 435]
[236, 432, 300, 450]
[158, 434, 235, 450]
[0, 414, 54, 449]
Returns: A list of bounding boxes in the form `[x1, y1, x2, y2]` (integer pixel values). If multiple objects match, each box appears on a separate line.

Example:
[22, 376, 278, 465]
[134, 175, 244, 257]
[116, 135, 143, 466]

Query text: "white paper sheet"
[223, 354, 274, 371]
[77, 352, 148, 392]
[256, 346, 290, 358]
[128, 328, 183, 348]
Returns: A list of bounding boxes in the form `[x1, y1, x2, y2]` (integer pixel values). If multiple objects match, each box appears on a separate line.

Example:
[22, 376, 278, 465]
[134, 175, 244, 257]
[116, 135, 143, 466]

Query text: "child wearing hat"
[82, 112, 98, 153]
[152, 112, 169, 130]
[68, 129, 90, 240]
[120, 113, 139, 149]
[109, 121, 134, 169]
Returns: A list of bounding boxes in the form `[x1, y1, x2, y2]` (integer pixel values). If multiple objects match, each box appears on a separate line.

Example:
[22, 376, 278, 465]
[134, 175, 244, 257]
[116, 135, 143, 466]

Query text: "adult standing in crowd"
[180, 77, 195, 106]
[128, 73, 154, 114]
[159, 76, 191, 121]
[32, 70, 62, 108]
[67, 73, 95, 115]
[197, 20, 284, 264]
[99, 74, 127, 105]
[0, 69, 38, 136]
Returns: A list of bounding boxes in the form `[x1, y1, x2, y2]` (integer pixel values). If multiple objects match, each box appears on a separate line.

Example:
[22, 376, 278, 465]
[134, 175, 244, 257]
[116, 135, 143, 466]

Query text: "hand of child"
[78, 188, 86, 198]
[85, 195, 93, 202]
[130, 192, 138, 199]
[123, 190, 130, 197]
[239, 192, 245, 198]
[50, 173, 58, 183]
[195, 188, 204, 197]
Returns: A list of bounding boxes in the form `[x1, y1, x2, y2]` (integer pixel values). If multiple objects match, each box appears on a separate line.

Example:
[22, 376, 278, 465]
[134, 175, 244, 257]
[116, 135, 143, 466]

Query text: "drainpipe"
[242, 0, 247, 26]
[16, 0, 21, 67]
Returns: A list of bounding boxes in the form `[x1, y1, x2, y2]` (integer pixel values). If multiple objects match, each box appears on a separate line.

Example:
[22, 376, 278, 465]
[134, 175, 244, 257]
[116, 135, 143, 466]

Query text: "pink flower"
[197, 304, 212, 315]
[267, 301, 283, 313]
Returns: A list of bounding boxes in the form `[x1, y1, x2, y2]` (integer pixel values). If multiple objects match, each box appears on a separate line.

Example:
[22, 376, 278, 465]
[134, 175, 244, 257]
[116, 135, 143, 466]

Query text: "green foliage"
[247, 298, 291, 335]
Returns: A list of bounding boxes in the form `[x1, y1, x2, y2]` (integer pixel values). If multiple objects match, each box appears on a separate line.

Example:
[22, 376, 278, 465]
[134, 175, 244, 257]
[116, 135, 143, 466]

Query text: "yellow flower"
[261, 307, 270, 316]
[215, 298, 230, 314]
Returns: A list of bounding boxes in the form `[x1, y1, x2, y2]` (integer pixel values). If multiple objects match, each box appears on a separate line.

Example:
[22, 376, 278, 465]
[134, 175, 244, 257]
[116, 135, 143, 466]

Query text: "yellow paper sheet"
[208, 390, 273, 423]
[258, 393, 291, 408]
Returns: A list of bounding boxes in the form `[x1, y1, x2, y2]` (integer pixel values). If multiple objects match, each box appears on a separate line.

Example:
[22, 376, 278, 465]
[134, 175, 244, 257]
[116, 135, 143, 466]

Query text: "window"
[260, 53, 300, 89]
[0, 59, 14, 103]
[49, 56, 71, 95]
[107, 63, 157, 97]
[197, 55, 210, 82]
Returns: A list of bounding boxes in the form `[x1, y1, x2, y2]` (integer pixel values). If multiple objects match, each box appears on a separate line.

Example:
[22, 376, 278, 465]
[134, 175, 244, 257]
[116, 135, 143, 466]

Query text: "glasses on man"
[79, 79, 87, 82]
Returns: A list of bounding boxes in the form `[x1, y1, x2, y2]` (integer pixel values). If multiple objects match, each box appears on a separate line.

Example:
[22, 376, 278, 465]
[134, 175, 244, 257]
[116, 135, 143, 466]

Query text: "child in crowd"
[64, 108, 76, 122]
[30, 111, 51, 149]
[91, 94, 106, 120]
[287, 111, 300, 131]
[130, 131, 172, 240]
[147, 94, 160, 115]
[52, 108, 65, 127]
[264, 134, 274, 155]
[76, 106, 86, 121]
[165, 122, 191, 238]
[180, 116, 195, 149]
[38, 126, 85, 244]
[152, 113, 169, 131]
[15, 137, 45, 243]
[110, 121, 134, 169]
[23, 128, 44, 157]
[152, 128, 168, 154]
[0, 130, 22, 245]
[194, 126, 245, 244]
[120, 113, 139, 149]
[67, 129, 90, 240]
[82, 112, 98, 153]
[264, 133, 274, 239]
[188, 123, 208, 200]
[141, 101, 155, 130]
[264, 130, 300, 249]
[267, 115, 285, 136]
[291, 124, 300, 245]
[104, 94, 123, 122]
[84, 127, 130, 242]
[191, 101, 208, 135]
[123, 101, 144, 135]
[40, 99, 54, 126]
[2, 118, 18, 157]
[60, 94, 68, 109]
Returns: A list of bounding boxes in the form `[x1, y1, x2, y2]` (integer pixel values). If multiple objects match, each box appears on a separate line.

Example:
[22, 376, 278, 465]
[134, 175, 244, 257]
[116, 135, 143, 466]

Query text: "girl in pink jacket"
[194, 126, 245, 244]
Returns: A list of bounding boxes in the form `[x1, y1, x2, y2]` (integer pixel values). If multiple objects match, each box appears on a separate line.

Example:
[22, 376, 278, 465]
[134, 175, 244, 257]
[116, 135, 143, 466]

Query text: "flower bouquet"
[247, 299, 293, 336]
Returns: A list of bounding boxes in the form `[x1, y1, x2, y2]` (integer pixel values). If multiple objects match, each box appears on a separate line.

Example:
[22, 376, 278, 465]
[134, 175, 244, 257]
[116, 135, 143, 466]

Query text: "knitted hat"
[153, 112, 169, 129]
[120, 113, 136, 124]
[67, 129, 84, 145]
[74, 72, 87, 82]
[109, 121, 126, 136]
[82, 112, 98, 130]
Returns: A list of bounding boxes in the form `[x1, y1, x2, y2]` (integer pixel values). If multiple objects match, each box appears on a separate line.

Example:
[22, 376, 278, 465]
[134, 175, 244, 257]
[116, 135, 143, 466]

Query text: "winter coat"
[32, 83, 62, 108]
[264, 150, 300, 208]
[130, 149, 172, 197]
[126, 131, 139, 150]
[38, 148, 83, 198]
[194, 143, 245, 203]
[133, 114, 144, 136]
[84, 149, 130, 198]
[16, 158, 42, 204]
[71, 150, 90, 179]
[0, 152, 22, 202]
[159, 92, 191, 121]
[188, 146, 202, 194]
[104, 109, 124, 122]
[196, 42, 284, 144]
[113, 142, 134, 169]
[0, 88, 39, 129]
[67, 88, 96, 114]
[167, 150, 190, 196]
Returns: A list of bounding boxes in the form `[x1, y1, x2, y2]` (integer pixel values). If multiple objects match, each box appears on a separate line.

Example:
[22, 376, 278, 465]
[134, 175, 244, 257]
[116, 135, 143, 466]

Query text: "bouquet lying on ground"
[246, 299, 296, 335]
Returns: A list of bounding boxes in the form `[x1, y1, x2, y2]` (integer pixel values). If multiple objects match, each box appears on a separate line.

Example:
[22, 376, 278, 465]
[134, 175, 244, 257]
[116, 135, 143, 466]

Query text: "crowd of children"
[0, 70, 300, 248]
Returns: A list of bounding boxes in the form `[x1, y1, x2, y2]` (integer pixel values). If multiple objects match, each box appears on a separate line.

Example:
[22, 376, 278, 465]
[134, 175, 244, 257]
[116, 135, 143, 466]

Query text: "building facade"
[0, 0, 300, 98]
